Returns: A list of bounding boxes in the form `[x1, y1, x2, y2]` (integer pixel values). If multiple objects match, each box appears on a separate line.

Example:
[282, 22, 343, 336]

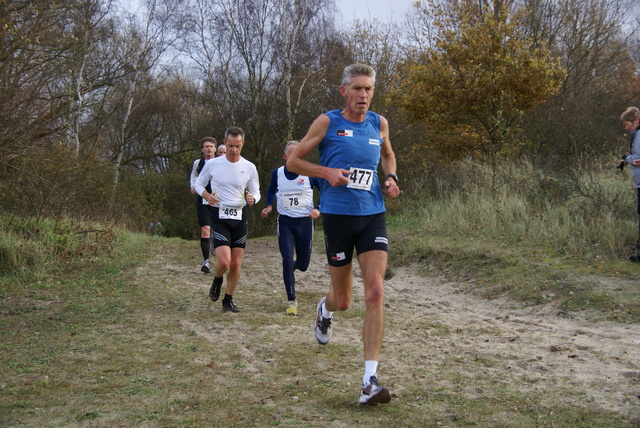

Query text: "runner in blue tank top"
[261, 141, 321, 316]
[287, 63, 400, 405]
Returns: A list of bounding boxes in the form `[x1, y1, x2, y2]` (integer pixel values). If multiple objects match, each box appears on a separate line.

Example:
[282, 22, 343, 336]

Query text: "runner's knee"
[295, 259, 310, 272]
[364, 285, 384, 307]
[229, 259, 242, 273]
[215, 257, 230, 272]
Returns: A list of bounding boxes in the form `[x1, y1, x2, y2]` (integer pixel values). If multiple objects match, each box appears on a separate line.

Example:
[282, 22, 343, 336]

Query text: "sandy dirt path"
[187, 238, 640, 421]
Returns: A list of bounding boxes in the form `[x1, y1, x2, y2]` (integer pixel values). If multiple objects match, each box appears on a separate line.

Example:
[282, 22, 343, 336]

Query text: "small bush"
[401, 156, 637, 259]
[0, 216, 118, 278]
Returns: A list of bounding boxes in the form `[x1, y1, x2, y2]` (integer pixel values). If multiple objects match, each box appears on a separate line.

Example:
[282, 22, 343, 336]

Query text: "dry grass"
[2, 233, 639, 427]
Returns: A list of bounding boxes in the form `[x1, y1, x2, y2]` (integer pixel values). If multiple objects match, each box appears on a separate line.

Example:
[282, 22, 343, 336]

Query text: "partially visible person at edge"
[286, 63, 400, 404]
[620, 106, 640, 262]
[261, 141, 321, 316]
[216, 144, 227, 157]
[190, 137, 217, 274]
[195, 126, 261, 312]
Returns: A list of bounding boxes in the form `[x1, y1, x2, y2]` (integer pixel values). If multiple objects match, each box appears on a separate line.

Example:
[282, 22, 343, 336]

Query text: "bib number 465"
[222, 207, 238, 217]
[219, 204, 242, 220]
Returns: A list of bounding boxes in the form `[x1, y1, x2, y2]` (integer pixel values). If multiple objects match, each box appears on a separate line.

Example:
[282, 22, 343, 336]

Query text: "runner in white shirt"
[195, 126, 261, 313]
[189, 137, 217, 273]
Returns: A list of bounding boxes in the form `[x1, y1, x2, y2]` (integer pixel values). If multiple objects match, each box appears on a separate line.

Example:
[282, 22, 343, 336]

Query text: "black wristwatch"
[386, 174, 398, 184]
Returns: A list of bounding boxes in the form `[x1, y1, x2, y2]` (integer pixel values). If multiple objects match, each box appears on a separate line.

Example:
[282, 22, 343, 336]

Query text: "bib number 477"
[347, 167, 373, 191]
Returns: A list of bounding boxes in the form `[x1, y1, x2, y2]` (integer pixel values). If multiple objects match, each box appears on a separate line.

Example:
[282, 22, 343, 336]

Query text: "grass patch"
[389, 202, 640, 323]
[1, 213, 639, 426]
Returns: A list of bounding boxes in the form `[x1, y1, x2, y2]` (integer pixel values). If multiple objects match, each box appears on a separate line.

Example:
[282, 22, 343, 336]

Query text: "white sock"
[321, 302, 333, 319]
[363, 360, 378, 385]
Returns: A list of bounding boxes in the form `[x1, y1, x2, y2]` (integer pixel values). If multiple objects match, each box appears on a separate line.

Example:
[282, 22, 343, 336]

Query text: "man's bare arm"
[379, 116, 400, 198]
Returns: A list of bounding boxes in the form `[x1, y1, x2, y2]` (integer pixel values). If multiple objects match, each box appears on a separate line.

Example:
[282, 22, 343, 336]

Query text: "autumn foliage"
[398, 0, 566, 162]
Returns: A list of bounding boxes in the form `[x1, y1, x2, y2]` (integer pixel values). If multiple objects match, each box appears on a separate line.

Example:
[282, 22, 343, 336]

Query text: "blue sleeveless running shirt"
[318, 109, 385, 215]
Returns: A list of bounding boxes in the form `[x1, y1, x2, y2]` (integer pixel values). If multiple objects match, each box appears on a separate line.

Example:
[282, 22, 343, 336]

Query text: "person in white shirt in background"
[189, 137, 217, 273]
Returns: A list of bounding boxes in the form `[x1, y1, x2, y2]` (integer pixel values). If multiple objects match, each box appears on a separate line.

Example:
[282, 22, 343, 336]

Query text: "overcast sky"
[337, 0, 417, 22]
[122, 0, 417, 23]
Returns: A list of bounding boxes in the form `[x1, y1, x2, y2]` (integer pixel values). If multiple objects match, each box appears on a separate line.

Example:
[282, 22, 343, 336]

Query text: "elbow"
[286, 158, 297, 173]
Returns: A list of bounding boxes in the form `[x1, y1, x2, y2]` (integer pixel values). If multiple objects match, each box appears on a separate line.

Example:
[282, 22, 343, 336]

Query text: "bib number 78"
[282, 190, 307, 210]
[347, 167, 374, 191]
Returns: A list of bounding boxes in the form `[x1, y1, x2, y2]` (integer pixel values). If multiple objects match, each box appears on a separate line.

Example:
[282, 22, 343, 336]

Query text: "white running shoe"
[359, 375, 391, 405]
[201, 260, 211, 273]
[314, 297, 332, 345]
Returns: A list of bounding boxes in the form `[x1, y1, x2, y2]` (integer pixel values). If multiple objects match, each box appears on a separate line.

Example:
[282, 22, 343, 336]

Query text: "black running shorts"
[210, 207, 249, 249]
[196, 198, 213, 227]
[322, 212, 388, 267]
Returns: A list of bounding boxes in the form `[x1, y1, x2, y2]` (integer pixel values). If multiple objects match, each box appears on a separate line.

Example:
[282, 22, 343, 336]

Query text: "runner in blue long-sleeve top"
[261, 141, 321, 316]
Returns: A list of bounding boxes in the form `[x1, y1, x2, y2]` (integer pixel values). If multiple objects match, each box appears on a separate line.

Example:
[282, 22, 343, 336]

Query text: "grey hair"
[341, 63, 376, 87]
[284, 140, 299, 154]
[621, 106, 640, 123]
